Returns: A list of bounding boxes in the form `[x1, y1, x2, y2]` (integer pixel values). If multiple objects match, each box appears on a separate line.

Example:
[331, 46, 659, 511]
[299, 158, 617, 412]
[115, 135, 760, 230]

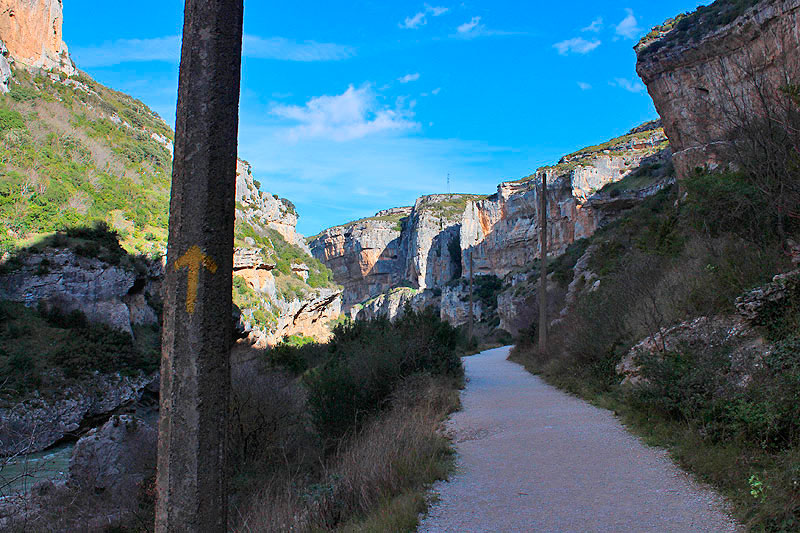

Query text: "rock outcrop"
[349, 286, 434, 322]
[0, 373, 155, 455]
[0, 0, 75, 75]
[68, 415, 157, 498]
[616, 315, 765, 387]
[0, 249, 160, 335]
[636, 0, 800, 177]
[257, 288, 341, 347]
[310, 208, 411, 309]
[236, 160, 310, 253]
[616, 271, 800, 386]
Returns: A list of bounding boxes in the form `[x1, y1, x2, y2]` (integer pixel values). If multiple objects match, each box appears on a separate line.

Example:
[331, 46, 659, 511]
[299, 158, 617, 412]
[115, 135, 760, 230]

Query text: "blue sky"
[63, 1, 704, 235]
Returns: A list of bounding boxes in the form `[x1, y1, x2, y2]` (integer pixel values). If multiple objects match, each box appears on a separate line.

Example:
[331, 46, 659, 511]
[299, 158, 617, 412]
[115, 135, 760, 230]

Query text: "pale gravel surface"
[418, 346, 741, 533]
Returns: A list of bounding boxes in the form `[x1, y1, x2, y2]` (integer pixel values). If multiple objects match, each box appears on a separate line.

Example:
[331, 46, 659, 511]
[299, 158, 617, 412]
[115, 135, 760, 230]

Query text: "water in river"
[1, 443, 73, 498]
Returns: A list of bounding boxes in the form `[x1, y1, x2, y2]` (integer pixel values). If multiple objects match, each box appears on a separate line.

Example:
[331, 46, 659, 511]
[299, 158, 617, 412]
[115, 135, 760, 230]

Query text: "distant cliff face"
[311, 124, 672, 321]
[636, 0, 800, 178]
[309, 208, 411, 309]
[463, 128, 668, 278]
[0, 0, 75, 74]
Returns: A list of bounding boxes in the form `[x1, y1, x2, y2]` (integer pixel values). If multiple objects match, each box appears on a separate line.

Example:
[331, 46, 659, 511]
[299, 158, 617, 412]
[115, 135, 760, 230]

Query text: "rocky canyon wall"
[636, 0, 800, 178]
[0, 0, 75, 75]
[311, 123, 672, 324]
[309, 207, 411, 309]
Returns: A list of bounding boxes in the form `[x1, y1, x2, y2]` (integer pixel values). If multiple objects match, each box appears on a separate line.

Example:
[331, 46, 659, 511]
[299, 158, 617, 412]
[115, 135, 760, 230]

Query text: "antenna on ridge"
[447, 173, 451, 195]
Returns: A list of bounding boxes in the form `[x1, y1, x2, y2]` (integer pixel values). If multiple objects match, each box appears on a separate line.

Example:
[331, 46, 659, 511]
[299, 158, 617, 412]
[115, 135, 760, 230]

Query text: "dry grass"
[233, 374, 460, 533]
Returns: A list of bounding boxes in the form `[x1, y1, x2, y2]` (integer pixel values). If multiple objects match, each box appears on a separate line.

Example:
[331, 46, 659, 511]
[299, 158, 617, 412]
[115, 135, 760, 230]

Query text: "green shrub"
[548, 238, 589, 286]
[272, 307, 466, 443]
[0, 108, 25, 131]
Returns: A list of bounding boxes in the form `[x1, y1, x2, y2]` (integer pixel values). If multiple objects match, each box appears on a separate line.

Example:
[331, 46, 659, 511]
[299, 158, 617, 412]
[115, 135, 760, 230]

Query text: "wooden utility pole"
[468, 248, 474, 340]
[538, 174, 548, 353]
[156, 1, 243, 531]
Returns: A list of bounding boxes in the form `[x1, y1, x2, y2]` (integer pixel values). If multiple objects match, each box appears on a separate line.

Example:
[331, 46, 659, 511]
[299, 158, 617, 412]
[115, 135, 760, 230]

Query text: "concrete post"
[539, 174, 548, 353]
[156, 1, 243, 531]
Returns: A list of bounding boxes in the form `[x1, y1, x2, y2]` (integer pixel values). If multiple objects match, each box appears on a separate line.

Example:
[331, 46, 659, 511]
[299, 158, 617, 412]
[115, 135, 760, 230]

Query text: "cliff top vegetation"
[511, 123, 669, 184]
[637, 0, 763, 56]
[418, 194, 489, 221]
[308, 211, 411, 241]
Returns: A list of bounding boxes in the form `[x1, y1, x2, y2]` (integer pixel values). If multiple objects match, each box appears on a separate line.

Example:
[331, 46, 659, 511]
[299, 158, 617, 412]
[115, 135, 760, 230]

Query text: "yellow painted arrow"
[174, 245, 218, 314]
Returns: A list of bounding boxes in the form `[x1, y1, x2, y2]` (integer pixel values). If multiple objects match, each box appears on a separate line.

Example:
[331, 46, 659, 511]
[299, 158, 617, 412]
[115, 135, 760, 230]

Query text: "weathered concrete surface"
[156, 1, 243, 531]
[420, 347, 740, 532]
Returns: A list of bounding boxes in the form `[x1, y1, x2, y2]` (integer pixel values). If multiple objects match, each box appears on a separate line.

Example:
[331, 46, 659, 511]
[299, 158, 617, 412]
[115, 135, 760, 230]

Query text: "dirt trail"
[418, 346, 740, 533]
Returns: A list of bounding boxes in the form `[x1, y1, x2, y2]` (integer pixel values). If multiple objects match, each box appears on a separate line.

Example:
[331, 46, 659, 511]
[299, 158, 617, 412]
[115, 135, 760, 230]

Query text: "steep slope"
[0, 2, 341, 348]
[311, 122, 672, 329]
[636, 0, 800, 177]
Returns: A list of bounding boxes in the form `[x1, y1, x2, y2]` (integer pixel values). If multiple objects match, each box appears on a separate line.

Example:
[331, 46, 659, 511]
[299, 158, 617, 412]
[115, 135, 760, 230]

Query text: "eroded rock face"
[462, 133, 669, 279]
[0, 0, 75, 75]
[0, 39, 11, 93]
[0, 373, 155, 455]
[312, 125, 670, 324]
[350, 287, 435, 322]
[405, 195, 465, 290]
[0, 249, 159, 335]
[440, 284, 483, 327]
[236, 160, 310, 253]
[636, 0, 800, 177]
[310, 209, 411, 309]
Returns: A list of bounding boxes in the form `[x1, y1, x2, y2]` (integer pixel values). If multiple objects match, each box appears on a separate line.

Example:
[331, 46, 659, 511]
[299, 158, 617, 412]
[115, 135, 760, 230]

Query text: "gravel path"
[418, 346, 740, 533]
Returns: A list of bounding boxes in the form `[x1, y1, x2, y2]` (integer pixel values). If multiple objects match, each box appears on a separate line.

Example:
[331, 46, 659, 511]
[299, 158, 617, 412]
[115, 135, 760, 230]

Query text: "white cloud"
[610, 77, 646, 93]
[243, 36, 354, 61]
[577, 82, 592, 90]
[271, 85, 418, 142]
[451, 16, 524, 40]
[582, 17, 603, 32]
[399, 73, 421, 84]
[427, 5, 450, 16]
[458, 16, 482, 34]
[615, 8, 642, 39]
[400, 5, 450, 29]
[401, 12, 427, 29]
[71, 36, 181, 67]
[432, 87, 441, 95]
[236, 125, 521, 236]
[71, 34, 353, 67]
[553, 37, 601, 55]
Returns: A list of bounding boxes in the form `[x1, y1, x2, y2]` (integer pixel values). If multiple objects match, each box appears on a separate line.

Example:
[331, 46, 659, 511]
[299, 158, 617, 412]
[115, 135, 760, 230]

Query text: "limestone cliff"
[0, 0, 75, 75]
[236, 160, 310, 254]
[462, 126, 669, 278]
[312, 123, 672, 325]
[636, 0, 800, 177]
[309, 207, 411, 308]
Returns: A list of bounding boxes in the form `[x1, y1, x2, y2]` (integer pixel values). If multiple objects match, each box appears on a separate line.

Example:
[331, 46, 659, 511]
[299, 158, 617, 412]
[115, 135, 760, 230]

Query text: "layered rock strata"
[309, 207, 411, 308]
[636, 0, 800, 177]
